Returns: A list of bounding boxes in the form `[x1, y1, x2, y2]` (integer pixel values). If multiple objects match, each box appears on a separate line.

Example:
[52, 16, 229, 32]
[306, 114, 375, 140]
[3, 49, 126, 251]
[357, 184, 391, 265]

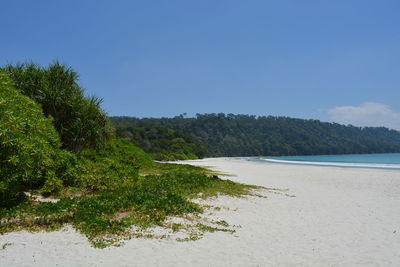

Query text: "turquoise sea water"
[251, 153, 400, 169]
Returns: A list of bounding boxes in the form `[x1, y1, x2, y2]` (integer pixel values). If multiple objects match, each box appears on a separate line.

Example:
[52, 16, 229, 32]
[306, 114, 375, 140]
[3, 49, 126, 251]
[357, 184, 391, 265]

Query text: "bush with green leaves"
[75, 138, 149, 191]
[0, 70, 77, 207]
[3, 62, 114, 154]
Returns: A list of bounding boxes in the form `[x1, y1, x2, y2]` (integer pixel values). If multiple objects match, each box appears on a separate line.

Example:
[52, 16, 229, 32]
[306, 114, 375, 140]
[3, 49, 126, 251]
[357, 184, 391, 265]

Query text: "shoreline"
[190, 155, 400, 170]
[1, 158, 400, 266]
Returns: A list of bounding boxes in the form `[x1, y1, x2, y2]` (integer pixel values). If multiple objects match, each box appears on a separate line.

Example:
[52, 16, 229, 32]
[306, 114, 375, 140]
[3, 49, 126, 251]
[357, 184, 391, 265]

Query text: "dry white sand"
[1, 158, 400, 266]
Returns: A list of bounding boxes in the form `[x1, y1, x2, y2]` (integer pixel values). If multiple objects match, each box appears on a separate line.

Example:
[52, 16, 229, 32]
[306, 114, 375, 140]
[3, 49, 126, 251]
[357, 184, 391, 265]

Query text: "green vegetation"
[74, 139, 143, 191]
[116, 125, 207, 160]
[112, 113, 400, 157]
[0, 172, 260, 247]
[0, 70, 77, 207]
[0, 63, 263, 247]
[4, 62, 114, 154]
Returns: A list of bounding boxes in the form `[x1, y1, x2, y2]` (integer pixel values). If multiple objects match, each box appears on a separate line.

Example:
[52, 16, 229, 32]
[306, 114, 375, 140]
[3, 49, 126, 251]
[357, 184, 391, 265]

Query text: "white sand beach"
[1, 158, 400, 266]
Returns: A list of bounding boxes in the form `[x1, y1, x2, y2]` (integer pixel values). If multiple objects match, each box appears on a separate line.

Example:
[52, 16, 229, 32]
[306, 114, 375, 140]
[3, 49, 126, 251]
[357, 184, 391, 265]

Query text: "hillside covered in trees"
[116, 125, 207, 160]
[112, 114, 400, 157]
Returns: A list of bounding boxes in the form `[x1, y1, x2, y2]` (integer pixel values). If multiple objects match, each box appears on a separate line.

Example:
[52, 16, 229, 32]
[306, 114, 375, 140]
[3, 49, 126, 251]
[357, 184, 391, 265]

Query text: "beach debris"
[1, 243, 12, 250]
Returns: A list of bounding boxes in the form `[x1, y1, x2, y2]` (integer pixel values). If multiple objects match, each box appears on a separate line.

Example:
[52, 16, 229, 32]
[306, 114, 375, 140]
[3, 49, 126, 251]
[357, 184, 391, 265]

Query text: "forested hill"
[111, 114, 400, 157]
[115, 125, 208, 160]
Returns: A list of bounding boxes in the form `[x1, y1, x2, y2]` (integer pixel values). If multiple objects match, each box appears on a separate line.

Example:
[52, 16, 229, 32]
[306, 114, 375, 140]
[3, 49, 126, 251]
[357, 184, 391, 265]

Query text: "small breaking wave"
[260, 158, 400, 169]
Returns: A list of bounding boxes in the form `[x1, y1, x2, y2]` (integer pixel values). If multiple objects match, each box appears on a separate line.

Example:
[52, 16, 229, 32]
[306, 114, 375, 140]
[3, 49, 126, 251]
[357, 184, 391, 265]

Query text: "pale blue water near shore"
[249, 153, 400, 169]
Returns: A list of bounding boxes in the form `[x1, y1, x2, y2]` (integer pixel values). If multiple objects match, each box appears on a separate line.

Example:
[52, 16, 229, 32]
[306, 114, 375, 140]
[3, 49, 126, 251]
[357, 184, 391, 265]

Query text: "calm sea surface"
[249, 153, 400, 169]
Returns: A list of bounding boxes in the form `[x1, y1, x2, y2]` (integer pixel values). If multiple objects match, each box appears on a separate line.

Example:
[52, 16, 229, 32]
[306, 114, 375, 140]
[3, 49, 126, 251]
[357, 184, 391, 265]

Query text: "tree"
[3, 61, 114, 154]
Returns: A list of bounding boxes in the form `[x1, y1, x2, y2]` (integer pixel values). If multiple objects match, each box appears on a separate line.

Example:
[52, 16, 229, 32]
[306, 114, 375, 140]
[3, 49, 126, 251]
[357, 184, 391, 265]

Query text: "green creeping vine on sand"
[0, 171, 264, 248]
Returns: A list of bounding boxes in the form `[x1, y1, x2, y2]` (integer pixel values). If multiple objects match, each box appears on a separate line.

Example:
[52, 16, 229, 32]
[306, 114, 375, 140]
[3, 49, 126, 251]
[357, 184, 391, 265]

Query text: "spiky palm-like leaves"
[3, 62, 114, 154]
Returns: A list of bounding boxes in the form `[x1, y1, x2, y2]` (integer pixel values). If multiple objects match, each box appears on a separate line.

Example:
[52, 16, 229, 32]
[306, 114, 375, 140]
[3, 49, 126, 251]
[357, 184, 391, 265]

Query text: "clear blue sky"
[2, 1, 400, 128]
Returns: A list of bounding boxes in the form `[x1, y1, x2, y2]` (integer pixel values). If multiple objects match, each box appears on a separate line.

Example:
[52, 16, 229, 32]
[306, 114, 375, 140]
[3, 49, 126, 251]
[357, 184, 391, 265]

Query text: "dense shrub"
[3, 62, 114, 154]
[0, 70, 77, 207]
[152, 152, 198, 161]
[75, 138, 150, 191]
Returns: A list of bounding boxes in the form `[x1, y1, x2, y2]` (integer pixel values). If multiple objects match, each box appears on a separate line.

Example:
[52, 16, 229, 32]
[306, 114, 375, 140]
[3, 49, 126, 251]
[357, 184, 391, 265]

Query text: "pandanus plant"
[3, 61, 114, 155]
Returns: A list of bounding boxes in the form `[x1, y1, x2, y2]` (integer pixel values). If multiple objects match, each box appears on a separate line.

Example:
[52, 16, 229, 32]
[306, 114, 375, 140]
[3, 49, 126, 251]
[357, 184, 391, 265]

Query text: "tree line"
[112, 113, 400, 157]
[116, 125, 207, 160]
